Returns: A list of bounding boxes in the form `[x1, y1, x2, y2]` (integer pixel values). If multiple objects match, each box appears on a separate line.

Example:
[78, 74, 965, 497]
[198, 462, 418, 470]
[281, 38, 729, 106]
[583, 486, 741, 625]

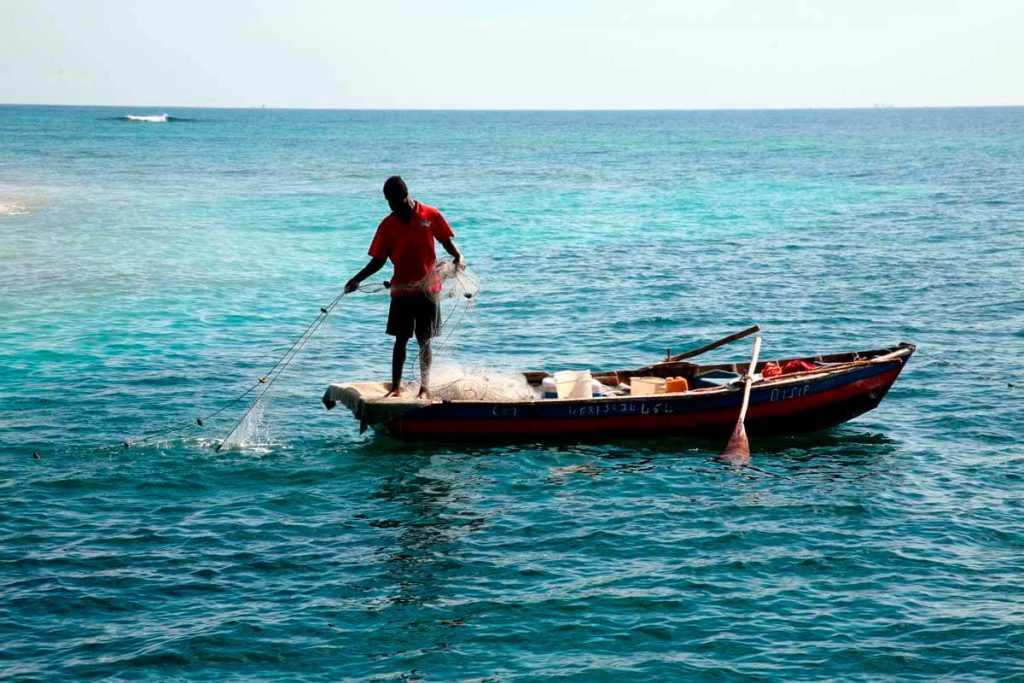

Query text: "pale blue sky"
[2, 0, 1021, 109]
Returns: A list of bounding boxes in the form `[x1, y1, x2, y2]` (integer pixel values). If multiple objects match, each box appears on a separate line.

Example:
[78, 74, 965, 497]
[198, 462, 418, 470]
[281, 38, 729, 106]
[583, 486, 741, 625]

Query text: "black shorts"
[386, 292, 440, 340]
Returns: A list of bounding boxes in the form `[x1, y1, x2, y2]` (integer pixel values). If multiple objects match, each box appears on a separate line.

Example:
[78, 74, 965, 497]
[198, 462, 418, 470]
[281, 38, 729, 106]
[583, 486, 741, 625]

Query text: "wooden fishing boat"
[322, 342, 916, 442]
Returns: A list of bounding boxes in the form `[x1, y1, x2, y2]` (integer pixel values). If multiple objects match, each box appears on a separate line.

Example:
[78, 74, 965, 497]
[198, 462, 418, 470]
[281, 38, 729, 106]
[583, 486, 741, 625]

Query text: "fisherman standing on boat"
[344, 176, 463, 398]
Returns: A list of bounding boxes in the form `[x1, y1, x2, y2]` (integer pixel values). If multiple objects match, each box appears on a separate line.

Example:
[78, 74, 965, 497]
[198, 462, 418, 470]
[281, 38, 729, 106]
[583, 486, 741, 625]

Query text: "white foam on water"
[430, 363, 536, 402]
[0, 201, 29, 216]
[125, 114, 169, 123]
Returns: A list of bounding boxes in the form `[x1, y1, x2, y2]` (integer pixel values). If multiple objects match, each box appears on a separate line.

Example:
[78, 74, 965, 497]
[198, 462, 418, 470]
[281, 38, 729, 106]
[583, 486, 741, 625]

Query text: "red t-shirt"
[368, 202, 454, 298]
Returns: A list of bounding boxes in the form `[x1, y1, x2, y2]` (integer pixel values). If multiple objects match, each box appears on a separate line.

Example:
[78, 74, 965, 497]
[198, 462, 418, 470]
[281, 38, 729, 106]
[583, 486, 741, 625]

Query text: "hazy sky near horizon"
[2, 0, 1021, 109]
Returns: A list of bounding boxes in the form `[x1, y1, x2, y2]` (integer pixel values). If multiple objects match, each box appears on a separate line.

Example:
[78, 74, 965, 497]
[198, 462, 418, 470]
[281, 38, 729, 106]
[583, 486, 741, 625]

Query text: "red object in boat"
[781, 359, 818, 374]
[763, 359, 818, 377]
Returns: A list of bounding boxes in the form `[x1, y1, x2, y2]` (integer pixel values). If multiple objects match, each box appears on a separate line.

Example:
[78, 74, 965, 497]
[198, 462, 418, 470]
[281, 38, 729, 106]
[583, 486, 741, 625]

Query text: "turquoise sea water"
[1, 105, 1022, 680]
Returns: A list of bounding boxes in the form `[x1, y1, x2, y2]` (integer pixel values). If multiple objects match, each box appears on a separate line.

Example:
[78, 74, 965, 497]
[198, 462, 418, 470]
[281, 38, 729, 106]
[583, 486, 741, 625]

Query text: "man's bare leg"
[387, 336, 409, 397]
[417, 337, 432, 398]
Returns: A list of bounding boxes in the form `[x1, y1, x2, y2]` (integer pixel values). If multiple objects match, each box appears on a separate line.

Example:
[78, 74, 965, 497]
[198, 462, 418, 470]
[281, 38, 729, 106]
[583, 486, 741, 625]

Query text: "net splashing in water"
[217, 397, 275, 452]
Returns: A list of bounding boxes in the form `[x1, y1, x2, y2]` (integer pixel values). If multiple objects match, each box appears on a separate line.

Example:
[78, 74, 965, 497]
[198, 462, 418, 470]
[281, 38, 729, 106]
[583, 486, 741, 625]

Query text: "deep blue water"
[1, 105, 1022, 680]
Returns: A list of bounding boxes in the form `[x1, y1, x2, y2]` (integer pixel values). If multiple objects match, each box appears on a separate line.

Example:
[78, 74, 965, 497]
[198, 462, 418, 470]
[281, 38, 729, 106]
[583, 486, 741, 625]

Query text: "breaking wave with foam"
[126, 113, 169, 122]
[104, 113, 194, 123]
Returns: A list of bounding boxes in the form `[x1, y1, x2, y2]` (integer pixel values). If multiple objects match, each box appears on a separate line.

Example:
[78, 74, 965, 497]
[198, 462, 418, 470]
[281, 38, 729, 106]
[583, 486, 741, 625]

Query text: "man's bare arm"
[345, 257, 387, 293]
[439, 239, 463, 268]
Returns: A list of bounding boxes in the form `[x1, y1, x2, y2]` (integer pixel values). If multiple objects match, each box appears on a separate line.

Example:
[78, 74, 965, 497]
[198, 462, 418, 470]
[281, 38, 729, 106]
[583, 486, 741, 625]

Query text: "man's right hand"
[344, 278, 360, 294]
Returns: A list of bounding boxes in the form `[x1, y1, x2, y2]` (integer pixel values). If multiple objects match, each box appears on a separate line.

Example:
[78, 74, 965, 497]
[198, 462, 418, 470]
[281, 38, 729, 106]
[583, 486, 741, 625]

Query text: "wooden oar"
[670, 324, 760, 362]
[720, 335, 762, 465]
[632, 324, 762, 376]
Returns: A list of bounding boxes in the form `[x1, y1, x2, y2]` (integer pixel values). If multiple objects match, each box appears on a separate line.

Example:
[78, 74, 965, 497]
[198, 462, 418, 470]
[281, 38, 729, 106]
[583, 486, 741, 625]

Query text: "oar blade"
[720, 421, 751, 464]
[718, 335, 761, 465]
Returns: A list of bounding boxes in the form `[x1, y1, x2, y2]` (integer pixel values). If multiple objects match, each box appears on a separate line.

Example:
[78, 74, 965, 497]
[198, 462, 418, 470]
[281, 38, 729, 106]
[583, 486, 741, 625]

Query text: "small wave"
[126, 113, 169, 123]
[0, 201, 29, 216]
[102, 114, 195, 123]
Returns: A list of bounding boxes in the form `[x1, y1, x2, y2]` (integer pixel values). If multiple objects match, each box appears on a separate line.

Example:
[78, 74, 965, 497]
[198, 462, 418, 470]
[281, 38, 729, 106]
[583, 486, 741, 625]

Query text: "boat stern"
[322, 381, 431, 433]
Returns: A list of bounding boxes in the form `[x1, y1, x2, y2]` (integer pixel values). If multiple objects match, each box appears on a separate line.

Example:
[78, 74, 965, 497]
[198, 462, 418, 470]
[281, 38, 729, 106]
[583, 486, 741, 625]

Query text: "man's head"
[383, 176, 411, 216]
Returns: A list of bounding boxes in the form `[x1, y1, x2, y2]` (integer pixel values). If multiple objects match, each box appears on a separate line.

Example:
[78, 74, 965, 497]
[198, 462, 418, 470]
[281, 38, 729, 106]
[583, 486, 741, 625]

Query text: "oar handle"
[670, 324, 761, 362]
[737, 336, 762, 424]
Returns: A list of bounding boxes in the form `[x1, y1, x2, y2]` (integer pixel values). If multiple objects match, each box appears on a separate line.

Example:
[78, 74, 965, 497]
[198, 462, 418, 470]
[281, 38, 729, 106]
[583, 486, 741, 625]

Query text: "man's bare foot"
[384, 386, 401, 398]
[417, 388, 430, 399]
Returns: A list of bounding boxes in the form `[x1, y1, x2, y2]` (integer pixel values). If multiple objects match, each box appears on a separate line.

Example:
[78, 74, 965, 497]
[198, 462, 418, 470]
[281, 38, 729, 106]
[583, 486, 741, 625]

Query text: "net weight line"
[30, 289, 354, 459]
[108, 289, 351, 452]
[126, 259, 475, 452]
[213, 290, 349, 451]
[217, 259, 478, 446]
[33, 259, 477, 458]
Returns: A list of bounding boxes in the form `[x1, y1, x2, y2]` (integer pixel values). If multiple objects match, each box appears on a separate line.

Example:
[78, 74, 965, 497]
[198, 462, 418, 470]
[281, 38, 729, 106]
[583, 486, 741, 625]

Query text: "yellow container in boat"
[630, 377, 666, 396]
[665, 377, 689, 393]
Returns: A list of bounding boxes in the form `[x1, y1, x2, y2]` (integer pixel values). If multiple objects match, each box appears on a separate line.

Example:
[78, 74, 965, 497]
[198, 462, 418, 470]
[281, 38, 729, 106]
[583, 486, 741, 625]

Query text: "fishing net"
[95, 258, 498, 454]
[282, 258, 537, 405]
[430, 362, 537, 402]
[301, 258, 479, 376]
[216, 396, 274, 451]
[345, 259, 542, 400]
[352, 258, 482, 365]
[415, 258, 482, 358]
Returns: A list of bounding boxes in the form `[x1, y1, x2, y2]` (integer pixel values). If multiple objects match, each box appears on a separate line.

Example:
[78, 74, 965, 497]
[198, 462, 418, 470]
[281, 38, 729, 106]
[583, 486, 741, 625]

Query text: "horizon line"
[1, 102, 1022, 113]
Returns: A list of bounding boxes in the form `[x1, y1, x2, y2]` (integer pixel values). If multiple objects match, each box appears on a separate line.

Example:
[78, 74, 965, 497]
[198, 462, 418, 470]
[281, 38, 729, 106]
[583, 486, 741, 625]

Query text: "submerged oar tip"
[719, 419, 752, 465]
[720, 450, 751, 466]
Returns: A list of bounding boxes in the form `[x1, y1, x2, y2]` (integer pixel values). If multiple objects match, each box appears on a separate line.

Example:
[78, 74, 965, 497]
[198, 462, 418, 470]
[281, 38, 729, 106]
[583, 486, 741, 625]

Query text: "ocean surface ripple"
[1, 105, 1022, 681]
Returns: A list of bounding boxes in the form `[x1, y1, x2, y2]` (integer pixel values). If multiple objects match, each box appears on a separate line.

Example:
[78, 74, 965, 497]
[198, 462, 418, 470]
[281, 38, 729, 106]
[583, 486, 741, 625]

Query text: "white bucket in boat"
[554, 370, 593, 399]
[541, 376, 558, 399]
